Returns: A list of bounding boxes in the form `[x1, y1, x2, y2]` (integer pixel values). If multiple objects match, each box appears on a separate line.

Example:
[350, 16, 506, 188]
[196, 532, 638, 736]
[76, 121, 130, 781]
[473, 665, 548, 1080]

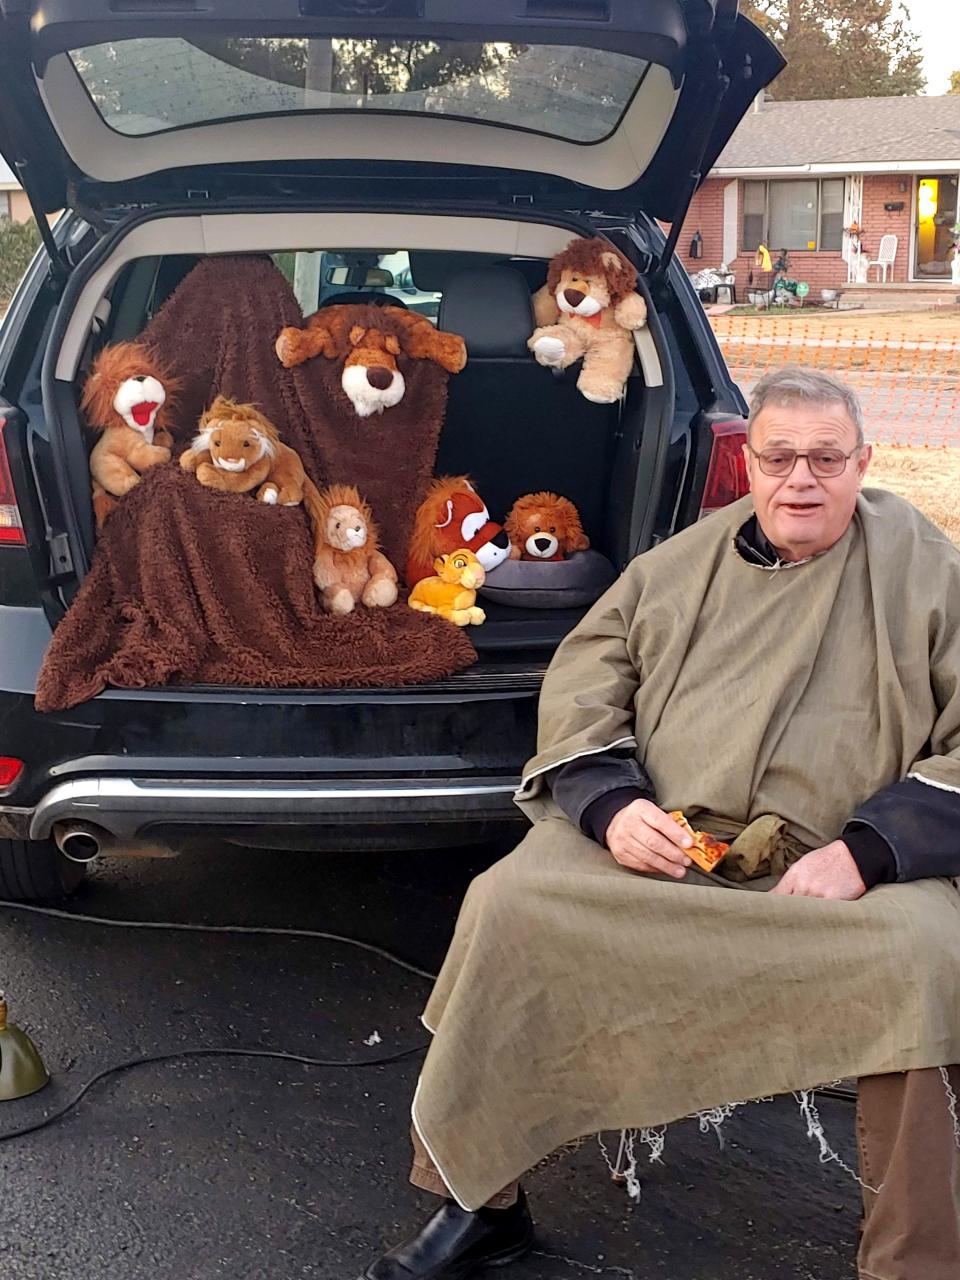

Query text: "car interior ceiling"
[68, 245, 650, 655]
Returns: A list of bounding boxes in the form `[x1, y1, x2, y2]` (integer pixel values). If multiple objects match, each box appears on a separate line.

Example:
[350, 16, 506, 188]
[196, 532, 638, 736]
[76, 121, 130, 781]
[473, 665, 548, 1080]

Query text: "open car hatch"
[0, 1, 782, 240]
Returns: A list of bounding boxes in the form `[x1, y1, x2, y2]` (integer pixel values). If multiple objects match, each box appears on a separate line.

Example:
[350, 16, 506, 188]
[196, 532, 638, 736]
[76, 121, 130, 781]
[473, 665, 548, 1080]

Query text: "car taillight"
[700, 418, 750, 517]
[0, 416, 26, 546]
[0, 757, 24, 790]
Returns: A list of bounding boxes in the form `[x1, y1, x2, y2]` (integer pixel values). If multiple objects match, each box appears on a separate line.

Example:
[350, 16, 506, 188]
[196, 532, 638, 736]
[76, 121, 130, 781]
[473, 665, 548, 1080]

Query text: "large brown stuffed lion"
[529, 236, 647, 405]
[275, 304, 466, 418]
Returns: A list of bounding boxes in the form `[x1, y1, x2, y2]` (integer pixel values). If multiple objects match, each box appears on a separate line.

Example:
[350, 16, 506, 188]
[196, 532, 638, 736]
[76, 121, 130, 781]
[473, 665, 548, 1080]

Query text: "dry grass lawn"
[868, 445, 960, 545]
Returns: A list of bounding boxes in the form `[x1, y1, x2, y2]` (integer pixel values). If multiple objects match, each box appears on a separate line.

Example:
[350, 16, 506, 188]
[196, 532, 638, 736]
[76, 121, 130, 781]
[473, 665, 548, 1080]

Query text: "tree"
[949, 69, 960, 94]
[744, 1, 926, 100]
[0, 218, 42, 304]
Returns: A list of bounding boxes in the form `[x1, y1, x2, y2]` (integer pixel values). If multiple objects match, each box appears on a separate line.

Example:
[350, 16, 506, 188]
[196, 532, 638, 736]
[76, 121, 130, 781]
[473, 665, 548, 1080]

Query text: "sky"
[906, 0, 955, 94]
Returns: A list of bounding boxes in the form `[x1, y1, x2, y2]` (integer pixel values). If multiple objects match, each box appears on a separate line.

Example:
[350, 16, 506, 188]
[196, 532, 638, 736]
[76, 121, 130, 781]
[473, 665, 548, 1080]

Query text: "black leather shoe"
[361, 1187, 534, 1280]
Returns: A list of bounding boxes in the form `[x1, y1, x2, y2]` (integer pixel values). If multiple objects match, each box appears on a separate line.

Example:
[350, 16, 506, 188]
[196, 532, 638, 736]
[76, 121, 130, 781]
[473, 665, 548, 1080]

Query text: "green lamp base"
[0, 993, 50, 1102]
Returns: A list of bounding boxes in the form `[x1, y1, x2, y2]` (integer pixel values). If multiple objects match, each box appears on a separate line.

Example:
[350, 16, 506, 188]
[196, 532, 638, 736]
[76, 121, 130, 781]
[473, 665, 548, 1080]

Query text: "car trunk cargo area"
[27, 209, 672, 707]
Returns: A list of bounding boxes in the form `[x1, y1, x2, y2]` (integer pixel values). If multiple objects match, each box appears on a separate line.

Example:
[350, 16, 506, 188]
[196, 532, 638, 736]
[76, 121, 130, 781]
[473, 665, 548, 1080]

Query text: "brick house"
[0, 157, 39, 223]
[675, 94, 960, 294]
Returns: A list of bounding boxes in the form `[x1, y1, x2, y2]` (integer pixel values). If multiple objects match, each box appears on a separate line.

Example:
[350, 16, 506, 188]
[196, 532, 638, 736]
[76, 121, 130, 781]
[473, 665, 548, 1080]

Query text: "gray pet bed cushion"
[479, 549, 617, 609]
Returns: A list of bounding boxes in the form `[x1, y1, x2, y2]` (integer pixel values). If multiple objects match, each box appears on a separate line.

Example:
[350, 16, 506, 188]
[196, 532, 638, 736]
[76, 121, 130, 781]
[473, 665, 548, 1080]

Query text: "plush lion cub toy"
[408, 549, 486, 627]
[311, 483, 399, 615]
[529, 236, 647, 405]
[81, 341, 179, 527]
[180, 396, 308, 506]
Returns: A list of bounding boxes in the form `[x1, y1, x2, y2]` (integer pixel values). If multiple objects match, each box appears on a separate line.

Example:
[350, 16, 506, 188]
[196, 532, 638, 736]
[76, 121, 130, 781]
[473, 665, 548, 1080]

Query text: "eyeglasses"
[747, 445, 861, 478]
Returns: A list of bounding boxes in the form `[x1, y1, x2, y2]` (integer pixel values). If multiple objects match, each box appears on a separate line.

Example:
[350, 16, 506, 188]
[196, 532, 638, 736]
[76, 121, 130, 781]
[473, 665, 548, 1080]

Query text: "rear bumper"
[7, 774, 521, 841]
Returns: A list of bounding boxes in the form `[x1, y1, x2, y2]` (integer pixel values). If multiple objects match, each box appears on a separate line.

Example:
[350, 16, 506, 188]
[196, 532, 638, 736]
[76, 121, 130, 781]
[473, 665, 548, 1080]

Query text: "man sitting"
[360, 367, 960, 1280]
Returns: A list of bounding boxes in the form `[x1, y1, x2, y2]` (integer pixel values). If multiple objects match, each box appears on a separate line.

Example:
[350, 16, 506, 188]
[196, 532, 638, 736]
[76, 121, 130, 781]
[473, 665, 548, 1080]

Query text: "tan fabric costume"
[411, 490, 960, 1211]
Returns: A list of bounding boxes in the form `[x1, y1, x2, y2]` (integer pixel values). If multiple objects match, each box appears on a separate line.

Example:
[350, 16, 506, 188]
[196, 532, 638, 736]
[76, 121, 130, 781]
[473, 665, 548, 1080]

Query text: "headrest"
[438, 266, 534, 360]
[319, 291, 407, 309]
[407, 251, 501, 292]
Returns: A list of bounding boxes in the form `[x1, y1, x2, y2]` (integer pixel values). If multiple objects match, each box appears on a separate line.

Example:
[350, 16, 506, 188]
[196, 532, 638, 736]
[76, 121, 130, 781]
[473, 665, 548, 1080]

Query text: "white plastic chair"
[866, 234, 898, 283]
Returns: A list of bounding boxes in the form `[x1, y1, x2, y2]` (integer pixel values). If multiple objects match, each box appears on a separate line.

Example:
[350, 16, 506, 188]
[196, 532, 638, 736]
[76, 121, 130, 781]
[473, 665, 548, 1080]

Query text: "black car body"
[0, 0, 783, 897]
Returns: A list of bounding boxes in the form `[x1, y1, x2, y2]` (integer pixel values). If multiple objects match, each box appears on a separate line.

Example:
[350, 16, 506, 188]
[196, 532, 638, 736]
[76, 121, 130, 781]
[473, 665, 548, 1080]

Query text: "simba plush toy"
[81, 341, 179, 527]
[406, 475, 511, 587]
[310, 483, 399, 615]
[505, 492, 590, 562]
[528, 236, 648, 405]
[275, 305, 467, 418]
[180, 396, 308, 506]
[408, 549, 486, 627]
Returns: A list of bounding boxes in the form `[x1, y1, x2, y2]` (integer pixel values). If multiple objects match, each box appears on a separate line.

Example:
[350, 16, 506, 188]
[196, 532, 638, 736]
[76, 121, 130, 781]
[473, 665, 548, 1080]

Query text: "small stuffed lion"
[408, 549, 486, 627]
[180, 396, 307, 506]
[505, 492, 590, 562]
[529, 236, 647, 405]
[310, 483, 399, 615]
[81, 341, 179, 527]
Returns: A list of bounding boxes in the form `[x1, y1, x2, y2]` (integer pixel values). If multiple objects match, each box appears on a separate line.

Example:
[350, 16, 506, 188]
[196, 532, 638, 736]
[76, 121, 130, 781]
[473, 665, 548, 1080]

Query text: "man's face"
[743, 399, 871, 562]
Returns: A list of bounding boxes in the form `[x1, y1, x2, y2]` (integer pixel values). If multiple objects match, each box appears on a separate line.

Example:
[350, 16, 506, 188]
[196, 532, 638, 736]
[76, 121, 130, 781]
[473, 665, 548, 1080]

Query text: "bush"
[0, 217, 42, 303]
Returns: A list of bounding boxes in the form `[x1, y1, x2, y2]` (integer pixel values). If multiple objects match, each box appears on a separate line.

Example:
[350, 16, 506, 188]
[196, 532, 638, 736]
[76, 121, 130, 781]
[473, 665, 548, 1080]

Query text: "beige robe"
[412, 491, 960, 1209]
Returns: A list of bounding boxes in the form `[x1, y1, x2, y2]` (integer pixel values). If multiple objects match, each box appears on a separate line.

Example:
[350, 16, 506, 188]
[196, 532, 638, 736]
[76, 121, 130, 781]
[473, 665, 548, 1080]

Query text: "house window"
[742, 178, 846, 252]
[0, 192, 10, 219]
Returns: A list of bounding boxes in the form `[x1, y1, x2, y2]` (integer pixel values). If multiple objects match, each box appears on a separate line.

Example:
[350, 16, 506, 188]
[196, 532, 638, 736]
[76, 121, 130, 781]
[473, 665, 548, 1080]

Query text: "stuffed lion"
[310, 482, 399, 614]
[81, 341, 180, 527]
[179, 396, 308, 506]
[505, 492, 590, 562]
[529, 236, 647, 405]
[275, 304, 467, 418]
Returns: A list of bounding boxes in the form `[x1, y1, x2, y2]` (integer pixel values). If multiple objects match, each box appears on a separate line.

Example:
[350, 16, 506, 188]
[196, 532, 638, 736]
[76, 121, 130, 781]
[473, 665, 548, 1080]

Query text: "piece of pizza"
[668, 810, 730, 873]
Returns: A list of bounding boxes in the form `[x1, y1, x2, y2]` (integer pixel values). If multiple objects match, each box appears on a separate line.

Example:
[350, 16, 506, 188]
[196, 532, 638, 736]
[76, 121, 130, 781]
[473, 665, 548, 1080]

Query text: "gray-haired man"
[360, 367, 960, 1280]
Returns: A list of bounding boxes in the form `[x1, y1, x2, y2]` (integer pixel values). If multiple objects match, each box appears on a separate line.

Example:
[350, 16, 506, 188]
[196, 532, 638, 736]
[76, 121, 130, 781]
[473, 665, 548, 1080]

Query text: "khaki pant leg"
[409, 1124, 519, 1210]
[856, 1067, 960, 1280]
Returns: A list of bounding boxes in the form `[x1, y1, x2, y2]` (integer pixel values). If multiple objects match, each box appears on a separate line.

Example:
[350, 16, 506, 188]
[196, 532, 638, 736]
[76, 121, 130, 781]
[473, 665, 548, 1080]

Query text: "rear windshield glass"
[68, 37, 648, 143]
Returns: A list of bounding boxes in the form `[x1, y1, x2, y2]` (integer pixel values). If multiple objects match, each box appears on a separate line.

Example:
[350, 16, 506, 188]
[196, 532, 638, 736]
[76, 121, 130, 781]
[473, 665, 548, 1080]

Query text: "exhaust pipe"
[53, 821, 104, 864]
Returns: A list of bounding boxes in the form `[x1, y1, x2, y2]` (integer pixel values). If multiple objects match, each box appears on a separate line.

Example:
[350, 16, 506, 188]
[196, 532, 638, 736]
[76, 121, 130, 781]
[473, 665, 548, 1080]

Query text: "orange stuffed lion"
[504, 492, 590, 562]
[405, 475, 512, 587]
[81, 341, 180, 527]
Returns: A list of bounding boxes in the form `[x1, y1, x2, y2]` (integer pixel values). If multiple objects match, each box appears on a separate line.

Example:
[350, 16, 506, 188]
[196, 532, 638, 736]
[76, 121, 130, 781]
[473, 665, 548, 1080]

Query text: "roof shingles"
[715, 95, 960, 170]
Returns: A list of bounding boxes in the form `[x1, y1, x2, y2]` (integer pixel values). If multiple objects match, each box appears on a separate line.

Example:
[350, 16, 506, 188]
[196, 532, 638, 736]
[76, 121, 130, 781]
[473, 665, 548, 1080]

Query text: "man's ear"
[741, 439, 755, 487]
[857, 443, 873, 484]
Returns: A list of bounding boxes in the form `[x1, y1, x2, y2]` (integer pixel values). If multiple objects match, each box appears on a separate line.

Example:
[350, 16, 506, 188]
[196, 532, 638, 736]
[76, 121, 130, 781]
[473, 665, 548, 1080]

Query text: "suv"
[0, 2, 782, 899]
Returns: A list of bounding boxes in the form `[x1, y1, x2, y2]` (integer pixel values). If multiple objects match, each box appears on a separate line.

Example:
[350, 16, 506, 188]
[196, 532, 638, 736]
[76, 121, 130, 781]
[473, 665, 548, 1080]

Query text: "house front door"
[913, 174, 959, 280]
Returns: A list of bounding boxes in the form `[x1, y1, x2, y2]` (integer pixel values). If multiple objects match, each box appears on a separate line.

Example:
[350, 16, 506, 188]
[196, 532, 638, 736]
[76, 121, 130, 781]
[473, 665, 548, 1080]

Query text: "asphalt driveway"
[0, 838, 861, 1280]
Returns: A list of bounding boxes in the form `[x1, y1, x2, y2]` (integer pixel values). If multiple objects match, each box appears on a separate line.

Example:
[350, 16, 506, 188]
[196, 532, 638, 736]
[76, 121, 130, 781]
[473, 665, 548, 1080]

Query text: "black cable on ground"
[0, 1043, 430, 1144]
[0, 897, 440, 1143]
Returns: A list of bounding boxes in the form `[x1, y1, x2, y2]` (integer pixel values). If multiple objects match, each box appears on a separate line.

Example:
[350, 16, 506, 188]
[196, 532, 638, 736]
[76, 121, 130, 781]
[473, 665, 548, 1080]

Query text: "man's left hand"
[769, 840, 867, 900]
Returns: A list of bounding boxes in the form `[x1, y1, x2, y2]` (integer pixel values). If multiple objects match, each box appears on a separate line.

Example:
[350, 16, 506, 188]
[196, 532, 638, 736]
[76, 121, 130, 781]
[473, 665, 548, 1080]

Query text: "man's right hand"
[604, 799, 694, 878]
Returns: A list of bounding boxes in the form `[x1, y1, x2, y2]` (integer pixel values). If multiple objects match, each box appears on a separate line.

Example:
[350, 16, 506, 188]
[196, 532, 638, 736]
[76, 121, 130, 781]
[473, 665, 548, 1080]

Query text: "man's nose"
[786, 456, 819, 484]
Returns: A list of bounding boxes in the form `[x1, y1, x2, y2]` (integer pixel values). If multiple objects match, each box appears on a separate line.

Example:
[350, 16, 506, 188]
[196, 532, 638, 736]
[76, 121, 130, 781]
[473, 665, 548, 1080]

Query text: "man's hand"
[605, 799, 693, 879]
[769, 840, 867, 900]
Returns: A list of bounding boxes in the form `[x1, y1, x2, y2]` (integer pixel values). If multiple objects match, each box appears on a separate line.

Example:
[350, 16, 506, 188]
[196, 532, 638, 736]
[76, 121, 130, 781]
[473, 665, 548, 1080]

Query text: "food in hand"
[668, 810, 730, 873]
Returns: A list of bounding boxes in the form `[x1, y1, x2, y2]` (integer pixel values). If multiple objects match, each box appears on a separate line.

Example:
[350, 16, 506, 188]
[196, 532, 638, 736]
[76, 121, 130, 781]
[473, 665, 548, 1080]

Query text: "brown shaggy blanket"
[35, 256, 476, 710]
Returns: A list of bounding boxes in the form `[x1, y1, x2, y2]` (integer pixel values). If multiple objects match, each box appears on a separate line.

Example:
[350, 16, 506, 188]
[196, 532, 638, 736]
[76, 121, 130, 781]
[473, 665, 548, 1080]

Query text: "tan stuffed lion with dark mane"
[529, 235, 648, 405]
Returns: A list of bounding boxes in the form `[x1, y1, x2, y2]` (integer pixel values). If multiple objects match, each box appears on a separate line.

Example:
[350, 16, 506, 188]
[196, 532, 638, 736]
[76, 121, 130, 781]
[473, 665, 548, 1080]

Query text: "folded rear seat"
[436, 265, 623, 652]
[436, 265, 621, 550]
